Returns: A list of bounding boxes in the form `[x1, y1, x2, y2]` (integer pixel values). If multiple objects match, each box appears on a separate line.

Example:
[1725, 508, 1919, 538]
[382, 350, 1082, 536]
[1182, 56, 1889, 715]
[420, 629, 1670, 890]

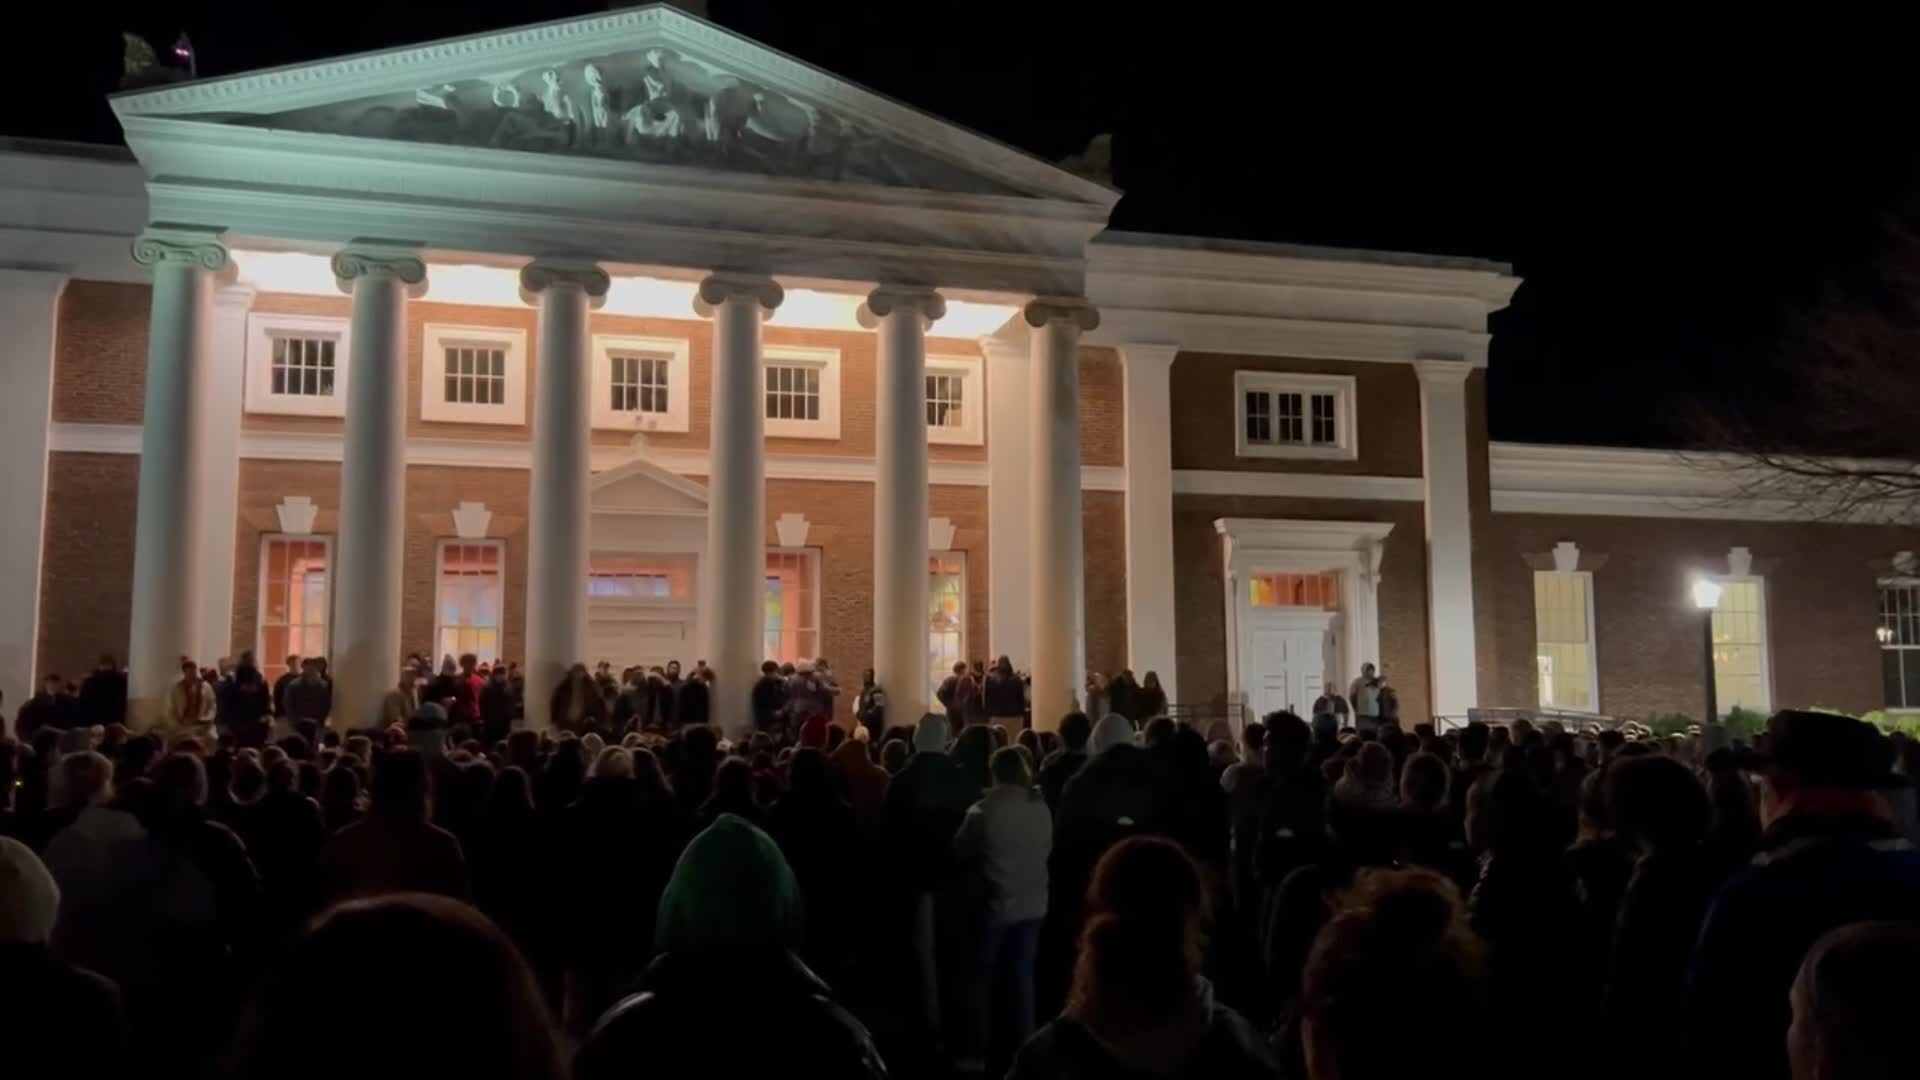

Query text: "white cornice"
[1174, 469, 1424, 502]
[1087, 308, 1489, 365]
[1090, 233, 1518, 309]
[1214, 516, 1397, 551]
[111, 5, 1116, 210]
[46, 422, 1123, 490]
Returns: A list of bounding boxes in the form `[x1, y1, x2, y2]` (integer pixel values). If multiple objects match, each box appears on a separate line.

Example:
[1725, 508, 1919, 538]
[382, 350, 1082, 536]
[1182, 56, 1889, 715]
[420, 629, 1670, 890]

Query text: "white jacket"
[954, 784, 1053, 923]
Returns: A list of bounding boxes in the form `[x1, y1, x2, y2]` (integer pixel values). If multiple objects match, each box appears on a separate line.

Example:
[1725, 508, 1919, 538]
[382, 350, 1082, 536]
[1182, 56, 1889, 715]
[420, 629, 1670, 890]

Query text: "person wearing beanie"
[575, 814, 884, 1079]
[0, 836, 127, 1080]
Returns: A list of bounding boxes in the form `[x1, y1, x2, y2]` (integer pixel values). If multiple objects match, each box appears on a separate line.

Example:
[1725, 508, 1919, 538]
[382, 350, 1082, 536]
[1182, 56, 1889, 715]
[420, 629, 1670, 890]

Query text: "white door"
[587, 615, 691, 669]
[1243, 612, 1332, 717]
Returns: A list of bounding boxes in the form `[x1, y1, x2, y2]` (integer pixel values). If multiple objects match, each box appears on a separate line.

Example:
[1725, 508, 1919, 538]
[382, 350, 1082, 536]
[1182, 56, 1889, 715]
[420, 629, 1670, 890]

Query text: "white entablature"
[109, 4, 1117, 297]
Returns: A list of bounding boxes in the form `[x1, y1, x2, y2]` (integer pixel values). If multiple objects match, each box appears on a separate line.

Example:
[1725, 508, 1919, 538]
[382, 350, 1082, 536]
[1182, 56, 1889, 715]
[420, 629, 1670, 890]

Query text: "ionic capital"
[519, 259, 611, 308]
[1022, 296, 1100, 333]
[693, 272, 785, 317]
[331, 243, 428, 297]
[131, 224, 229, 273]
[858, 285, 946, 329]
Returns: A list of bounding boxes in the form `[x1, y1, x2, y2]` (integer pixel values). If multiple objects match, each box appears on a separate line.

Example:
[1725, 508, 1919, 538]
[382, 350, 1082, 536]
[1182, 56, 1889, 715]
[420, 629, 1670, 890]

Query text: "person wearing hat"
[0, 836, 127, 1080]
[1687, 710, 1920, 1080]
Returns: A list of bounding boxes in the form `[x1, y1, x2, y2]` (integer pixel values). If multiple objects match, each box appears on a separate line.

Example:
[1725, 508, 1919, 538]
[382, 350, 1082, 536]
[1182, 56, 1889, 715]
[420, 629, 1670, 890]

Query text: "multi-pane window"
[1249, 571, 1341, 610]
[1534, 571, 1597, 711]
[765, 363, 822, 422]
[587, 554, 696, 600]
[1235, 372, 1356, 459]
[1879, 581, 1920, 708]
[435, 541, 504, 661]
[442, 345, 506, 406]
[926, 372, 966, 430]
[1711, 578, 1770, 713]
[609, 351, 672, 415]
[764, 549, 821, 663]
[271, 336, 336, 398]
[928, 553, 966, 699]
[259, 536, 331, 683]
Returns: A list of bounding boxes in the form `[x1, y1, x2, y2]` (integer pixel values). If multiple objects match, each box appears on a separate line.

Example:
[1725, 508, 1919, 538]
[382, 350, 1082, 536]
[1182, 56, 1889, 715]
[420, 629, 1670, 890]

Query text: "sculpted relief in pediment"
[232, 47, 1021, 196]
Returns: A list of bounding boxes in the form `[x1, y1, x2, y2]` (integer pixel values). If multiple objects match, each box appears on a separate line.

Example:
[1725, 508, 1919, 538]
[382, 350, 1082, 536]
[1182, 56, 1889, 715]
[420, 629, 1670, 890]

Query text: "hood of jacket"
[1090, 713, 1135, 755]
[914, 714, 950, 754]
[655, 813, 801, 954]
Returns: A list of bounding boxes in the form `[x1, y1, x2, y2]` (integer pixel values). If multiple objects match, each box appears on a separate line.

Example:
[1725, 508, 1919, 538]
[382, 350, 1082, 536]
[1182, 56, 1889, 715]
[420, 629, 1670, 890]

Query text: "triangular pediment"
[591, 454, 709, 514]
[112, 5, 1114, 204]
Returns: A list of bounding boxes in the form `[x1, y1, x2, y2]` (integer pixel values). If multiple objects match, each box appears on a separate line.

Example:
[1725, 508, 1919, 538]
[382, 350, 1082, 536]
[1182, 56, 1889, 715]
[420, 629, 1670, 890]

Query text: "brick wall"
[1479, 512, 1915, 720]
[1084, 490, 1129, 679]
[1078, 347, 1125, 468]
[1172, 495, 1430, 720]
[1169, 352, 1424, 476]
[232, 460, 343, 663]
[38, 452, 138, 678]
[53, 281, 148, 424]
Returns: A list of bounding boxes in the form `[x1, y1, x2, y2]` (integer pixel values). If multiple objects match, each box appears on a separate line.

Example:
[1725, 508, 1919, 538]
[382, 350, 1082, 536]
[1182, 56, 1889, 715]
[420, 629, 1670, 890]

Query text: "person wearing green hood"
[575, 813, 886, 1080]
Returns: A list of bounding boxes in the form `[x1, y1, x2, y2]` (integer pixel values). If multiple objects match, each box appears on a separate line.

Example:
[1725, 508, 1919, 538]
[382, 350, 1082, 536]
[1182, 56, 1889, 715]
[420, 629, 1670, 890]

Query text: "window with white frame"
[1879, 580, 1920, 708]
[420, 324, 526, 425]
[1533, 570, 1597, 711]
[591, 335, 691, 432]
[1711, 577, 1771, 713]
[765, 548, 822, 662]
[258, 535, 331, 682]
[587, 554, 697, 600]
[1234, 371, 1358, 460]
[435, 540, 505, 661]
[928, 552, 967, 698]
[246, 313, 350, 418]
[925, 354, 984, 445]
[763, 345, 841, 439]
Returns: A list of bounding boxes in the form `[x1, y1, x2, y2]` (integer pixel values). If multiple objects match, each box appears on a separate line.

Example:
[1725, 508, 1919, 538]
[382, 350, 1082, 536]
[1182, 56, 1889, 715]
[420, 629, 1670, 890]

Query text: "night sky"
[21, 2, 1920, 447]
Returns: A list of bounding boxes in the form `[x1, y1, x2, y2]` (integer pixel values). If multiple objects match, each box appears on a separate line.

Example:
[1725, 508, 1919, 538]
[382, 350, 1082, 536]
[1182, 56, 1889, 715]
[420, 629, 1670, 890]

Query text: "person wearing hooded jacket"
[881, 715, 979, 1052]
[0, 836, 127, 1080]
[574, 813, 885, 1080]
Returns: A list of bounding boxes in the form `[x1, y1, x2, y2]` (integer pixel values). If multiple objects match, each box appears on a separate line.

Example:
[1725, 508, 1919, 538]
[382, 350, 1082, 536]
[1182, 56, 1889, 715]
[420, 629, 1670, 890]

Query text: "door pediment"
[589, 454, 708, 514]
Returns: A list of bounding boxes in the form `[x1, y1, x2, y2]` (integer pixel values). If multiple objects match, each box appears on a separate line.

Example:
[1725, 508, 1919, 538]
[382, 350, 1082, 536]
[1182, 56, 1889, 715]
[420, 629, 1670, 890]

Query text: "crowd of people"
[4, 647, 1920, 1080]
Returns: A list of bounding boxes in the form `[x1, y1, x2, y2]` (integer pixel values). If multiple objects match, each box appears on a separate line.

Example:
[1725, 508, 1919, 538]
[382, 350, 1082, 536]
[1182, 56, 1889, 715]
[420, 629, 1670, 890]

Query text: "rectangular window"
[591, 336, 691, 432]
[435, 540, 505, 662]
[1880, 581, 1920, 708]
[258, 535, 331, 683]
[1711, 578, 1770, 713]
[1249, 571, 1341, 610]
[587, 554, 697, 600]
[765, 363, 822, 421]
[929, 552, 967, 700]
[1234, 371, 1358, 460]
[270, 336, 337, 398]
[926, 372, 965, 430]
[1534, 571, 1597, 711]
[609, 351, 672, 416]
[442, 345, 506, 406]
[765, 549, 821, 663]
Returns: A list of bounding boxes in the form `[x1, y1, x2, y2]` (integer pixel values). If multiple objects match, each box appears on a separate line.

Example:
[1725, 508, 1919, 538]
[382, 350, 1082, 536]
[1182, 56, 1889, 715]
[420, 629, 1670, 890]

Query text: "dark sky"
[22, 2, 1920, 447]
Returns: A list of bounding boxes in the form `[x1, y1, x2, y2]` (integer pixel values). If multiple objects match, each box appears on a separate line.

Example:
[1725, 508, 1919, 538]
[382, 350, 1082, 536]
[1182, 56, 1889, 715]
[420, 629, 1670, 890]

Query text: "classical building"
[2, 7, 1914, 734]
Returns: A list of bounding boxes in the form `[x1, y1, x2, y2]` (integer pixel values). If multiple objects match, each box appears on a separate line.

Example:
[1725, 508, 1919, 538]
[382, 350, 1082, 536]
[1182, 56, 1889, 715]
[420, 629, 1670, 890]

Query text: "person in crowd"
[985, 656, 1026, 729]
[1348, 662, 1381, 733]
[937, 660, 972, 733]
[218, 651, 272, 748]
[1597, 754, 1715, 1080]
[16, 673, 78, 740]
[1297, 868, 1489, 1080]
[1104, 668, 1137, 728]
[244, 758, 325, 932]
[380, 669, 418, 731]
[165, 657, 215, 730]
[1037, 710, 1092, 811]
[1787, 921, 1920, 1080]
[956, 745, 1053, 1077]
[423, 655, 460, 711]
[952, 722, 996, 796]
[671, 724, 720, 817]
[1449, 720, 1493, 826]
[480, 662, 517, 744]
[310, 748, 467, 909]
[319, 761, 361, 835]
[550, 663, 609, 735]
[1009, 836, 1278, 1079]
[468, 765, 555, 1003]
[592, 660, 619, 702]
[1135, 670, 1168, 724]
[77, 653, 127, 730]
[271, 654, 301, 718]
[1164, 726, 1232, 870]
[882, 716, 978, 1050]
[854, 667, 887, 743]
[769, 747, 860, 985]
[1082, 671, 1107, 721]
[39, 753, 146, 972]
[227, 893, 568, 1080]
[1689, 710, 1920, 1080]
[576, 814, 885, 1080]
[284, 658, 333, 728]
[753, 660, 788, 734]
[678, 664, 712, 730]
[880, 736, 910, 776]
[832, 726, 890, 835]
[697, 756, 765, 832]
[1332, 741, 1397, 810]
[1397, 751, 1470, 886]
[0, 836, 127, 1080]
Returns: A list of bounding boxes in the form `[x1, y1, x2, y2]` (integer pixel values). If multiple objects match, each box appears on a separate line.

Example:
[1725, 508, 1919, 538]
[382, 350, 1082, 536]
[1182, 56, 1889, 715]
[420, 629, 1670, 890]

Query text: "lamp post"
[1691, 577, 1723, 722]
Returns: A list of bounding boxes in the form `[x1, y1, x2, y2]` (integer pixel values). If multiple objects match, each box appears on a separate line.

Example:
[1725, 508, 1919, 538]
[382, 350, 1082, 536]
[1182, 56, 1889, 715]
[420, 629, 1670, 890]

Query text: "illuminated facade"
[2, 7, 1907, 733]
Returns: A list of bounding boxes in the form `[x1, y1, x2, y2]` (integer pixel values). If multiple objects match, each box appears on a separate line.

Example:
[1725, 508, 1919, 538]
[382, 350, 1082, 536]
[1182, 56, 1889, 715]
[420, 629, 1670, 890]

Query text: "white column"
[0, 269, 68, 714]
[329, 246, 425, 731]
[696, 273, 784, 738]
[863, 286, 945, 716]
[196, 284, 255, 665]
[983, 337, 1031, 667]
[1417, 358, 1479, 719]
[1117, 343, 1180, 703]
[1026, 298, 1100, 731]
[126, 228, 228, 728]
[520, 260, 609, 730]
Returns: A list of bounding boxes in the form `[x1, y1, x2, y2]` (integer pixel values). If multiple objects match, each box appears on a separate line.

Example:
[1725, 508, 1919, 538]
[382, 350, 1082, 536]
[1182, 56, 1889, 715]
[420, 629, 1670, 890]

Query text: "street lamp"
[1691, 576, 1723, 722]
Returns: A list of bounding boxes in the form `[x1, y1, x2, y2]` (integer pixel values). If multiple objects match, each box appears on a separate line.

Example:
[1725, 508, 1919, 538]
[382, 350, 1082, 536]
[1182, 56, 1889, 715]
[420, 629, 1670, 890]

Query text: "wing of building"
[0, 5, 1910, 732]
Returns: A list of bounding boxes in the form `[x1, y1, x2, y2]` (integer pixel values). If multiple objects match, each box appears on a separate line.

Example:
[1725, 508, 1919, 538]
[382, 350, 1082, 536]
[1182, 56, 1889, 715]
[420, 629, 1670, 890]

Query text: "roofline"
[1094, 229, 1512, 276]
